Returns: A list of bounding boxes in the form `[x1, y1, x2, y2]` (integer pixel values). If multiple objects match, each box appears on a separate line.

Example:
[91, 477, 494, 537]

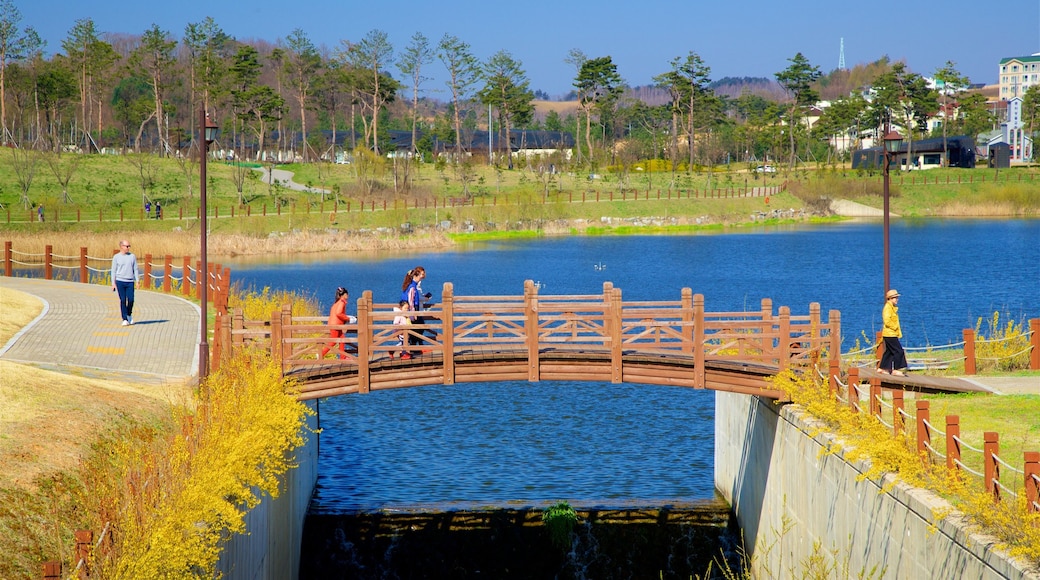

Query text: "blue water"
[228, 219, 1039, 511]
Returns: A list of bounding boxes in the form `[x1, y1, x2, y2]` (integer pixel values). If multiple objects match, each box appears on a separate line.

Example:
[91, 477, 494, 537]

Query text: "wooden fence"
[2, 241, 231, 372]
[834, 367, 1040, 514]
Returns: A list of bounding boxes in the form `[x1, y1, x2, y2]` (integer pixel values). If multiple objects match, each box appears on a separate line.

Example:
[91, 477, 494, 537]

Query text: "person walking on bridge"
[879, 289, 907, 376]
[321, 286, 357, 359]
[111, 239, 140, 326]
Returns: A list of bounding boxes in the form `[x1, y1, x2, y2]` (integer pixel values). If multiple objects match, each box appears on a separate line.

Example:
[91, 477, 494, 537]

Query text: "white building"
[998, 53, 1040, 100]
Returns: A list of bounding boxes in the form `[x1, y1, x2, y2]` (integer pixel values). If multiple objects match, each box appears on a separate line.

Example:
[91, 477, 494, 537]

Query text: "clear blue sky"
[18, 0, 1040, 99]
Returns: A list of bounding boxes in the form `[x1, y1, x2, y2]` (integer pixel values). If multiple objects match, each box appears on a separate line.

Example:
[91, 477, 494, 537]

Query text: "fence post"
[610, 286, 623, 383]
[212, 313, 223, 373]
[271, 308, 283, 371]
[984, 432, 1000, 502]
[4, 241, 11, 276]
[869, 378, 881, 418]
[892, 389, 904, 436]
[232, 308, 244, 349]
[963, 328, 976, 375]
[1024, 451, 1040, 513]
[45, 245, 53, 279]
[280, 304, 293, 373]
[809, 302, 821, 366]
[947, 415, 960, 473]
[916, 400, 930, 461]
[829, 358, 840, 396]
[143, 254, 153, 289]
[74, 529, 92, 579]
[442, 282, 455, 385]
[681, 288, 693, 355]
[42, 562, 61, 580]
[163, 255, 172, 293]
[79, 247, 88, 284]
[777, 306, 790, 371]
[1030, 319, 1040, 370]
[874, 330, 884, 370]
[182, 256, 192, 296]
[357, 292, 371, 394]
[694, 294, 705, 389]
[847, 367, 859, 412]
[525, 280, 540, 382]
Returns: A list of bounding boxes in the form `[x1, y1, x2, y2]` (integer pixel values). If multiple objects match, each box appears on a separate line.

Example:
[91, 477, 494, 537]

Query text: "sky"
[16, 0, 1040, 99]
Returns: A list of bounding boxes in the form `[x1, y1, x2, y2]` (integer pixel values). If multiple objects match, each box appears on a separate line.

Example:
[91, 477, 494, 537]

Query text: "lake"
[228, 219, 1039, 511]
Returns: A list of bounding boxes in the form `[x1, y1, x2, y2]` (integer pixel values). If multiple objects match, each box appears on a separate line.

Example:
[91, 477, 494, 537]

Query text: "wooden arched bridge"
[225, 281, 848, 401]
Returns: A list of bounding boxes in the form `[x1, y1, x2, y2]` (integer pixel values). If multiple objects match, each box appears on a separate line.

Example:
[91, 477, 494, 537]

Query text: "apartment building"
[998, 54, 1040, 100]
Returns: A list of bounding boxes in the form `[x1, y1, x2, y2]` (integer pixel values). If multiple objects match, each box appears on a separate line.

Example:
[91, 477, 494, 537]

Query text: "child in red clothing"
[321, 287, 357, 359]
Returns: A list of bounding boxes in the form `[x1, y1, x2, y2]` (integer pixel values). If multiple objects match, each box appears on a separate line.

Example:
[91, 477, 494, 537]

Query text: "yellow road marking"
[87, 346, 125, 355]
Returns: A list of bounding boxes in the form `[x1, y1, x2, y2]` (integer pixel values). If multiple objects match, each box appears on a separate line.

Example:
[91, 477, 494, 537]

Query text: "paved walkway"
[0, 277, 199, 385]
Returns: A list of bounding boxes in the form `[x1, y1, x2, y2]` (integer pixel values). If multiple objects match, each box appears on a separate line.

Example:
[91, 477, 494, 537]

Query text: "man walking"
[112, 240, 140, 325]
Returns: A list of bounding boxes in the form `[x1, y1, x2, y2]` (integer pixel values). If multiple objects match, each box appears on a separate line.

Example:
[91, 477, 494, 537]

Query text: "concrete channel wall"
[216, 400, 320, 580]
[714, 391, 1038, 579]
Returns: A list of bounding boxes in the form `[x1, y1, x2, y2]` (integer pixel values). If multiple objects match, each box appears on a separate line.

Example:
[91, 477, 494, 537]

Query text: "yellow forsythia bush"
[97, 350, 312, 578]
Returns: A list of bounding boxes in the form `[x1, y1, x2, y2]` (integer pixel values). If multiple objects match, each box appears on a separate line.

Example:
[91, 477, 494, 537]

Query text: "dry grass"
[0, 287, 191, 492]
[0, 229, 453, 261]
[0, 286, 42, 344]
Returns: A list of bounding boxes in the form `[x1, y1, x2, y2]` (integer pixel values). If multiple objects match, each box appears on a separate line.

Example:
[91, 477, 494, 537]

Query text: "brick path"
[0, 277, 199, 385]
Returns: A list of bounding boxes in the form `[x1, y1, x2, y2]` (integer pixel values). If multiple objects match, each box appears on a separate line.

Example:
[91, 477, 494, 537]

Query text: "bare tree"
[43, 146, 81, 203]
[344, 29, 394, 154]
[437, 34, 480, 163]
[283, 28, 321, 160]
[7, 142, 40, 208]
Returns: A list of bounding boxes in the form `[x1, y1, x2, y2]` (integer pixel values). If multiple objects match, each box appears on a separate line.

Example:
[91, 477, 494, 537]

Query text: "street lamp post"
[881, 123, 903, 294]
[199, 106, 218, 379]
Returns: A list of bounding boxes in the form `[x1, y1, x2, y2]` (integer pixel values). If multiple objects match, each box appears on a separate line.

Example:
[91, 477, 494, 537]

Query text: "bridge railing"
[226, 280, 841, 397]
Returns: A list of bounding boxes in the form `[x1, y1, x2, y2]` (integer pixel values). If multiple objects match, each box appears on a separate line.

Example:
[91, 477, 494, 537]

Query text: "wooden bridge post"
[777, 306, 790, 371]
[270, 308, 283, 372]
[829, 309, 841, 364]
[441, 283, 455, 385]
[963, 328, 976, 375]
[610, 287, 623, 383]
[681, 288, 693, 354]
[809, 302, 821, 366]
[946, 415, 961, 473]
[525, 280, 540, 382]
[357, 291, 372, 394]
[79, 247, 88, 283]
[232, 308, 244, 349]
[1025, 451, 1040, 513]
[693, 294, 705, 389]
[874, 331, 884, 369]
[916, 400, 930, 462]
[846, 367, 859, 412]
[281, 304, 293, 367]
[892, 389, 904, 436]
[1030, 319, 1040, 370]
[984, 432, 1000, 502]
[44, 245, 53, 279]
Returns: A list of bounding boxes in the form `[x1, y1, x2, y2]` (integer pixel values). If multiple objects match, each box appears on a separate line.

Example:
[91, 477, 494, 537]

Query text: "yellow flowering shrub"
[84, 350, 312, 579]
[767, 370, 1040, 567]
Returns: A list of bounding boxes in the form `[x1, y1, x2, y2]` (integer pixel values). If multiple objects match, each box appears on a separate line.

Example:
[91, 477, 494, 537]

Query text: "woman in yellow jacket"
[879, 289, 907, 376]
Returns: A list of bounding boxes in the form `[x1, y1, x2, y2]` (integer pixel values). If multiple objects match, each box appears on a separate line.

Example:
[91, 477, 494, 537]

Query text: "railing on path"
[225, 280, 842, 400]
[6, 184, 788, 225]
[829, 366, 1040, 514]
[2, 241, 232, 373]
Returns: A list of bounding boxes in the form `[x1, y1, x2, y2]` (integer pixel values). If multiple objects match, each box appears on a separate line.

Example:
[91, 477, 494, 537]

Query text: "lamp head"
[883, 130, 902, 153]
[204, 113, 219, 145]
